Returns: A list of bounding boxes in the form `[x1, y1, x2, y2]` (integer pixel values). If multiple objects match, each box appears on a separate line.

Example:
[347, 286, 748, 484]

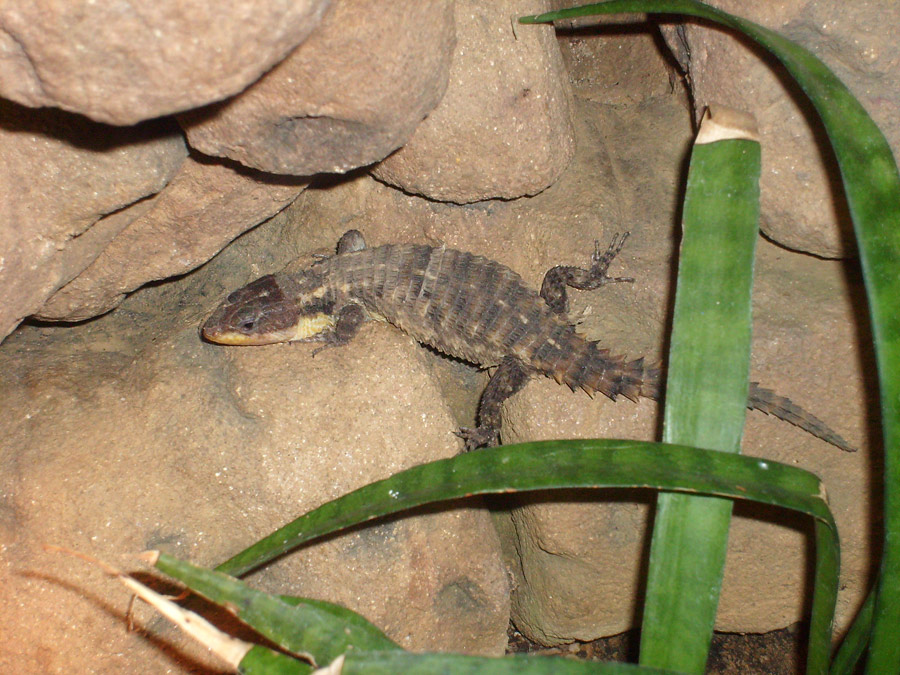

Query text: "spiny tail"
[535, 331, 853, 452]
[546, 338, 853, 452]
[549, 338, 660, 403]
[747, 382, 855, 452]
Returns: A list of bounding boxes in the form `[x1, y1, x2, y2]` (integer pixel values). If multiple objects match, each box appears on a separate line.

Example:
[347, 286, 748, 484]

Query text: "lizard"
[201, 229, 854, 453]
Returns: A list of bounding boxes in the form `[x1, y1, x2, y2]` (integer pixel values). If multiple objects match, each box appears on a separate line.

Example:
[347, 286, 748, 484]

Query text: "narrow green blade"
[210, 439, 839, 672]
[522, 4, 900, 672]
[829, 588, 874, 674]
[212, 441, 833, 577]
[154, 552, 398, 665]
[239, 645, 312, 675]
[640, 112, 760, 673]
[338, 650, 680, 674]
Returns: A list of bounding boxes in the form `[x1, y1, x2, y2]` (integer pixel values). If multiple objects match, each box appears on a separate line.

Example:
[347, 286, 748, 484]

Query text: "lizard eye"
[240, 320, 256, 332]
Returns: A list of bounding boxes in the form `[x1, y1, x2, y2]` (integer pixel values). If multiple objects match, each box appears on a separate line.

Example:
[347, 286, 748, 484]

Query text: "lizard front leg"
[336, 229, 367, 254]
[299, 303, 368, 357]
[456, 356, 533, 451]
[540, 232, 634, 315]
[313, 230, 368, 265]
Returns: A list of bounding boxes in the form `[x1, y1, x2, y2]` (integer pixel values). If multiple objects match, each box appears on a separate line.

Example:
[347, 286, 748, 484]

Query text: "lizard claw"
[589, 232, 634, 285]
[454, 426, 500, 451]
[309, 343, 333, 358]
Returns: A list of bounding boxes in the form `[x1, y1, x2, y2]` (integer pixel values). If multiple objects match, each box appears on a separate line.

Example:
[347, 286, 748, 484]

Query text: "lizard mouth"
[200, 326, 294, 345]
[201, 313, 335, 345]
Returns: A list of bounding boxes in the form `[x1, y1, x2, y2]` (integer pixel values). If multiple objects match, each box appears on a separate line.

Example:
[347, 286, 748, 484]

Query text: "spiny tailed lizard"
[202, 230, 854, 453]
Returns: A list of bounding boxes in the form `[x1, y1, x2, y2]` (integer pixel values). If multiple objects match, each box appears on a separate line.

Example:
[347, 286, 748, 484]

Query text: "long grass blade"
[522, 3, 900, 671]
[639, 107, 761, 673]
[209, 439, 840, 671]
[154, 552, 397, 665]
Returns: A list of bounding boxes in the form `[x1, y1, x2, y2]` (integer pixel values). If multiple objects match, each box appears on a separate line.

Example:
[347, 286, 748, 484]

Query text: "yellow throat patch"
[291, 312, 336, 341]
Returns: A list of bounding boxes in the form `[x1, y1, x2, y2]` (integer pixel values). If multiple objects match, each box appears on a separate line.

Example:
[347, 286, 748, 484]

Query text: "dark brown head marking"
[202, 275, 302, 345]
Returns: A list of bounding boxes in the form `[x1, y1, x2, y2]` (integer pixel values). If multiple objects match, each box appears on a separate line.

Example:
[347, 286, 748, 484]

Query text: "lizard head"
[201, 273, 335, 345]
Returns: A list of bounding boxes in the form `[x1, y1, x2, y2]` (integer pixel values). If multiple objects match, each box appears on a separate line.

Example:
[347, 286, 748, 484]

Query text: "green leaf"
[213, 442, 834, 577]
[829, 587, 874, 675]
[522, 4, 900, 671]
[238, 645, 312, 675]
[642, 117, 761, 673]
[154, 552, 398, 666]
[337, 649, 686, 674]
[213, 440, 838, 675]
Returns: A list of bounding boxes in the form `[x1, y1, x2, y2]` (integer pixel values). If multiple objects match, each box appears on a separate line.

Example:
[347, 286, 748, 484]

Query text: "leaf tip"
[138, 550, 161, 566]
[696, 104, 760, 144]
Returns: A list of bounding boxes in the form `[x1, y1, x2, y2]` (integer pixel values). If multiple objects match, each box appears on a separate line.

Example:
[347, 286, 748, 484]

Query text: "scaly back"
[318, 243, 653, 402]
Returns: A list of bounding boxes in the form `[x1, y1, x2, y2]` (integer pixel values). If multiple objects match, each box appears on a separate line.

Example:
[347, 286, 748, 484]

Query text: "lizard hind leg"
[456, 356, 533, 451]
[540, 232, 634, 315]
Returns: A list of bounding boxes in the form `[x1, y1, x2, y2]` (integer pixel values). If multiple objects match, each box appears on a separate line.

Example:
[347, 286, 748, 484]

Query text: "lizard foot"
[539, 231, 635, 315]
[454, 426, 500, 452]
[589, 232, 634, 286]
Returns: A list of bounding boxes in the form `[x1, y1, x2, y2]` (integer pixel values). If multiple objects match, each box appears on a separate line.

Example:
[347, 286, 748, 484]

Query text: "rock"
[35, 156, 306, 321]
[556, 15, 675, 106]
[199, 324, 510, 656]
[371, 0, 574, 203]
[0, 231, 510, 670]
[659, 0, 900, 257]
[286, 27, 869, 643]
[180, 0, 455, 175]
[0, 100, 186, 341]
[0, 0, 331, 125]
[0, 1, 875, 663]
[281, 94, 645, 302]
[501, 239, 869, 642]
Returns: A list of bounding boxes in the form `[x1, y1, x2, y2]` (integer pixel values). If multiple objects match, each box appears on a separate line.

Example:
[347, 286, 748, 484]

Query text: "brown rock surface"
[0, 0, 331, 125]
[181, 0, 455, 175]
[35, 156, 306, 321]
[0, 216, 509, 672]
[285, 19, 870, 644]
[557, 17, 674, 106]
[660, 0, 900, 258]
[371, 0, 574, 203]
[0, 101, 186, 341]
[0, 3, 877, 666]
[502, 238, 869, 642]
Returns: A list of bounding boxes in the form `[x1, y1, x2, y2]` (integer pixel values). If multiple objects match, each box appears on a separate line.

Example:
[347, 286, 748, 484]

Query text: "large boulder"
[0, 0, 331, 124]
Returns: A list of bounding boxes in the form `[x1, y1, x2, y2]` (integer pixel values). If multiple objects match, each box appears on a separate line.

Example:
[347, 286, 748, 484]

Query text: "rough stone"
[659, 0, 900, 258]
[0, 100, 186, 341]
[181, 0, 455, 175]
[0, 223, 510, 670]
[501, 239, 870, 643]
[0, 3, 877, 665]
[0, 0, 331, 125]
[556, 16, 675, 106]
[35, 156, 306, 321]
[371, 0, 574, 203]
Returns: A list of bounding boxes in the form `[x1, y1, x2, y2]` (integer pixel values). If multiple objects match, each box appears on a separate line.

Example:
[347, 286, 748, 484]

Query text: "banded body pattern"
[315, 243, 652, 402]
